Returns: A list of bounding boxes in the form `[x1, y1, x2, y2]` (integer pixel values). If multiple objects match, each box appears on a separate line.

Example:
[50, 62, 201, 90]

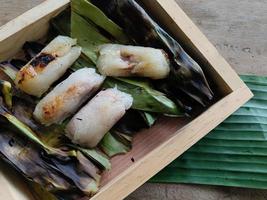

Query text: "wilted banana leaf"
[0, 106, 71, 159]
[0, 99, 102, 197]
[29, 182, 58, 200]
[91, 0, 213, 111]
[150, 74, 267, 189]
[0, 129, 100, 199]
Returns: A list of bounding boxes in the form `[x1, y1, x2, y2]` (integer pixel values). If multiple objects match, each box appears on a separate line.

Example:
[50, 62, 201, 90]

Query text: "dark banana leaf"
[0, 104, 107, 198]
[0, 129, 99, 198]
[29, 182, 58, 200]
[50, 9, 71, 37]
[0, 59, 27, 70]
[114, 109, 152, 135]
[91, 0, 214, 112]
[150, 74, 267, 189]
[0, 105, 72, 159]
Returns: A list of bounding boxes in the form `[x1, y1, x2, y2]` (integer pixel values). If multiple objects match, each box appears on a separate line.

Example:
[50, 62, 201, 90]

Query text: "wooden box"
[0, 0, 253, 199]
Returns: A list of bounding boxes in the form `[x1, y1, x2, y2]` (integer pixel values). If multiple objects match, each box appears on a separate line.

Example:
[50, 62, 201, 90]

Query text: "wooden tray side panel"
[0, 0, 69, 61]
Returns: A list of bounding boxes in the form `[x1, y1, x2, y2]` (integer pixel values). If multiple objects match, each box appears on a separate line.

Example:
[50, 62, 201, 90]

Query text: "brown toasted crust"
[41, 85, 78, 121]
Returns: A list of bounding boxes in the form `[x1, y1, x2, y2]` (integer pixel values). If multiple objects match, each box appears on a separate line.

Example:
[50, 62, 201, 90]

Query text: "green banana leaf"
[151, 74, 267, 189]
[100, 132, 132, 157]
[103, 78, 181, 115]
[141, 111, 158, 127]
[72, 0, 128, 43]
[71, 11, 110, 63]
[70, 145, 111, 170]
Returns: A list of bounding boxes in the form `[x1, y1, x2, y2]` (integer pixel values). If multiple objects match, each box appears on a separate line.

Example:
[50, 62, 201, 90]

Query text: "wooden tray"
[0, 0, 253, 199]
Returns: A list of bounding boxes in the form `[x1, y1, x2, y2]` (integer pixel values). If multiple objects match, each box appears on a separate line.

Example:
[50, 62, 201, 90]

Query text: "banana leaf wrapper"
[90, 0, 214, 113]
[0, 128, 100, 199]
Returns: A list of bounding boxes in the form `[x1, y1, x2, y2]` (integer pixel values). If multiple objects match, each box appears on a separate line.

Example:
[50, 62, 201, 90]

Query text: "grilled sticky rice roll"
[33, 68, 105, 125]
[96, 44, 170, 79]
[15, 35, 81, 97]
[65, 88, 133, 148]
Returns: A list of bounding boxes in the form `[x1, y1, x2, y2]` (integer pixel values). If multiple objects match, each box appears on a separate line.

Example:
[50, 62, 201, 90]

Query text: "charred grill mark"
[18, 53, 56, 84]
[30, 53, 55, 69]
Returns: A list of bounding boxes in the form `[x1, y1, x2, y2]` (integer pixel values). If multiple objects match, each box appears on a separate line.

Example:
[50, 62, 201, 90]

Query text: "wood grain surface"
[0, 0, 266, 199]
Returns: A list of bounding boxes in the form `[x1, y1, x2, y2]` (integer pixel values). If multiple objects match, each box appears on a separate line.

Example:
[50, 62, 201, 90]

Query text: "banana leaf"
[91, 0, 214, 112]
[71, 11, 110, 64]
[29, 182, 58, 200]
[72, 0, 128, 43]
[0, 106, 71, 159]
[150, 74, 267, 189]
[141, 112, 158, 127]
[103, 78, 181, 115]
[0, 129, 99, 198]
[100, 132, 132, 157]
[69, 145, 111, 170]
